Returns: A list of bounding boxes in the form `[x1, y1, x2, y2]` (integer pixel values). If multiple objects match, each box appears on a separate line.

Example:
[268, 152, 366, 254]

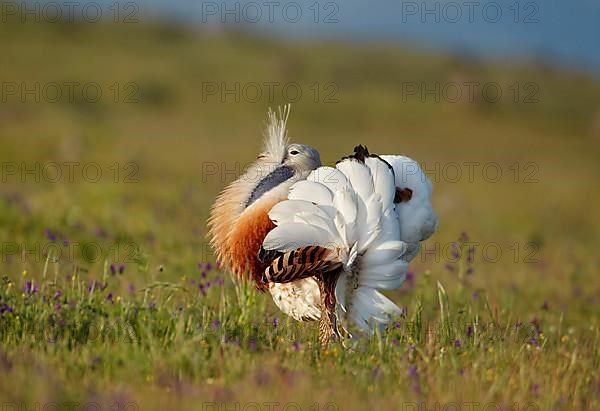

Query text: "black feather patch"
[335, 145, 394, 172]
[394, 187, 413, 203]
[352, 145, 370, 162]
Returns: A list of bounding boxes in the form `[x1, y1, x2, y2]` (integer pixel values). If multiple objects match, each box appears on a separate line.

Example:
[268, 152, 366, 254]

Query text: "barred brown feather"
[264, 246, 342, 284]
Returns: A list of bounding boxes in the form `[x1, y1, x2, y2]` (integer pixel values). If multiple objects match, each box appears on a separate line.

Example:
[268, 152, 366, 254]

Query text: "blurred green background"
[1, 2, 600, 410]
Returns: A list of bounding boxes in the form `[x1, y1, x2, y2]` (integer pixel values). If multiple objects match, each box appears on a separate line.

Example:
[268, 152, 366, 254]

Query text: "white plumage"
[268, 278, 321, 321]
[381, 155, 438, 262]
[263, 147, 438, 337]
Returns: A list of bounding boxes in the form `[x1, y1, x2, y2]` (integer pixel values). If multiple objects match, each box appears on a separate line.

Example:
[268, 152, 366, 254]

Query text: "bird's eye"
[290, 150, 300, 155]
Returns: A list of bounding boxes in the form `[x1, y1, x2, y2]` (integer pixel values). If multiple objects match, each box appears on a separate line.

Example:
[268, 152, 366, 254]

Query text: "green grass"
[1, 17, 599, 410]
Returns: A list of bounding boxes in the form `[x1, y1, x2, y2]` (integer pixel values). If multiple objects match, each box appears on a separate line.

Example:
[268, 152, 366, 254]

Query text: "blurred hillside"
[1, 18, 600, 318]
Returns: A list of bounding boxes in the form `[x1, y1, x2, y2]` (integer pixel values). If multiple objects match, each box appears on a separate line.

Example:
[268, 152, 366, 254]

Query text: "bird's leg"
[316, 270, 342, 348]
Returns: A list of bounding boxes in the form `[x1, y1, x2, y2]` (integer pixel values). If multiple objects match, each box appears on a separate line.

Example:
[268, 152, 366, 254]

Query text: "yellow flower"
[22, 270, 27, 277]
[561, 335, 569, 343]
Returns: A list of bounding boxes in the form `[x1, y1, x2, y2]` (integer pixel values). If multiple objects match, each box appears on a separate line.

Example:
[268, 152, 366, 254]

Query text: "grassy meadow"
[1, 15, 600, 411]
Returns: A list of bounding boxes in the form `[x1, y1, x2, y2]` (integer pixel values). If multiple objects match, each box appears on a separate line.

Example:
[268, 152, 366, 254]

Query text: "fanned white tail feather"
[381, 155, 438, 262]
[263, 149, 409, 333]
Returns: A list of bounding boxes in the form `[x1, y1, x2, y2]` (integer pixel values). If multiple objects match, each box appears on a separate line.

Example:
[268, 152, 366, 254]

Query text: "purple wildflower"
[248, 339, 257, 350]
[205, 262, 213, 271]
[44, 228, 57, 241]
[292, 341, 301, 351]
[467, 246, 475, 263]
[394, 321, 401, 329]
[466, 325, 473, 337]
[531, 317, 542, 334]
[118, 264, 125, 274]
[0, 304, 14, 315]
[201, 271, 207, 278]
[211, 319, 221, 329]
[53, 290, 62, 300]
[408, 365, 422, 395]
[24, 280, 38, 294]
[109, 264, 116, 275]
[54, 303, 61, 312]
[107, 293, 114, 304]
[529, 337, 539, 346]
[531, 384, 540, 396]
[454, 339, 461, 348]
[272, 317, 279, 328]
[128, 283, 135, 294]
[450, 243, 460, 259]
[95, 227, 107, 238]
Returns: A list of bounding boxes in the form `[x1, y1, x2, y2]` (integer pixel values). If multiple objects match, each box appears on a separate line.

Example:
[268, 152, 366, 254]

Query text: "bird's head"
[282, 143, 321, 174]
[245, 143, 321, 209]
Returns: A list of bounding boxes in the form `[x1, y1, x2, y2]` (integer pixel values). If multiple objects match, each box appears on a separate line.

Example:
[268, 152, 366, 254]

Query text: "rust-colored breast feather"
[208, 158, 281, 291]
[225, 198, 278, 290]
